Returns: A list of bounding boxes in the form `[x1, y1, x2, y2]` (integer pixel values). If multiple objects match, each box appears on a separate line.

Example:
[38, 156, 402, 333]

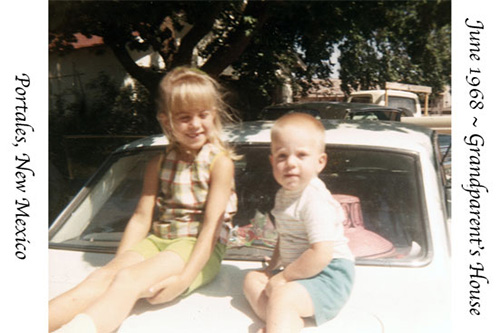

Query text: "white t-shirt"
[272, 177, 354, 266]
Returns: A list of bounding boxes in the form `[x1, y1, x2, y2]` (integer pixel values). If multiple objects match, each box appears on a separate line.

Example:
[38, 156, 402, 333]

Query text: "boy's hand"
[265, 271, 288, 296]
[262, 256, 277, 276]
[281, 241, 334, 281]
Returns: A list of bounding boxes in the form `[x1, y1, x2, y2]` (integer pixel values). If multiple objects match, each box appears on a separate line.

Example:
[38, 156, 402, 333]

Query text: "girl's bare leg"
[83, 250, 185, 333]
[49, 251, 144, 331]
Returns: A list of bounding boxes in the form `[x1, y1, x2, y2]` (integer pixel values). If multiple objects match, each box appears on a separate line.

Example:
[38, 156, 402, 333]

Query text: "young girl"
[49, 67, 238, 333]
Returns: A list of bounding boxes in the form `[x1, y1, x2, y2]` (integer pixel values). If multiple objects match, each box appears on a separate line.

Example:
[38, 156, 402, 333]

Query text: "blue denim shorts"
[297, 258, 355, 325]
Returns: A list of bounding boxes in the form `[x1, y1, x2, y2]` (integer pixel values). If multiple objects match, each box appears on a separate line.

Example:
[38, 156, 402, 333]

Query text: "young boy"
[243, 112, 355, 332]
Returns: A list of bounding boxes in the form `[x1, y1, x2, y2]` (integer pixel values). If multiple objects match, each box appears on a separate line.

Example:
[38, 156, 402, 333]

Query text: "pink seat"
[333, 194, 396, 259]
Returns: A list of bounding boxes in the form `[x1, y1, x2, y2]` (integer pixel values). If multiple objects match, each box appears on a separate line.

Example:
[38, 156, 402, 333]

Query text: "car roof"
[116, 120, 435, 156]
[263, 101, 400, 111]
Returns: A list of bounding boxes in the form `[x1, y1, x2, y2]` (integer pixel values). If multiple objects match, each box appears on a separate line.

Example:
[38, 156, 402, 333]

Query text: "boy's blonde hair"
[157, 67, 237, 155]
[271, 112, 326, 153]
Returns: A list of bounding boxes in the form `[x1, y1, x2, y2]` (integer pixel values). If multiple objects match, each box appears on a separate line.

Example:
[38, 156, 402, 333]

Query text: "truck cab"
[348, 89, 422, 117]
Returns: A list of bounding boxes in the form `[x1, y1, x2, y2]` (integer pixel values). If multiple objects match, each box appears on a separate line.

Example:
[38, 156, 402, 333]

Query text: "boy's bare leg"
[83, 250, 185, 333]
[265, 282, 314, 333]
[49, 251, 144, 331]
[243, 270, 271, 321]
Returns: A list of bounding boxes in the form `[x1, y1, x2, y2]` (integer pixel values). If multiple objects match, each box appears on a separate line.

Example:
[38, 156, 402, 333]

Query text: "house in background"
[299, 78, 346, 102]
[429, 85, 451, 114]
[49, 33, 162, 115]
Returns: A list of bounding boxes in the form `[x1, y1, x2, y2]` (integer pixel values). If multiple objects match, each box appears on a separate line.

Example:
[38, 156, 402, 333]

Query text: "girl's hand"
[265, 271, 288, 297]
[146, 275, 189, 305]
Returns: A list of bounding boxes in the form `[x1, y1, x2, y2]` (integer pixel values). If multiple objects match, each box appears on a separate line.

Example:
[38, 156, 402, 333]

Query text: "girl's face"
[168, 107, 216, 155]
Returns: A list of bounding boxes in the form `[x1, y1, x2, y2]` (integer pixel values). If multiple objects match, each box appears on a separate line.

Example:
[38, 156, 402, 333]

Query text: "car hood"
[50, 249, 450, 333]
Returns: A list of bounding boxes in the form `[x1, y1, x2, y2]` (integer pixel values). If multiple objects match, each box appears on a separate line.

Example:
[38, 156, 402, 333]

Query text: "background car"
[402, 114, 451, 134]
[258, 101, 412, 121]
[49, 120, 451, 332]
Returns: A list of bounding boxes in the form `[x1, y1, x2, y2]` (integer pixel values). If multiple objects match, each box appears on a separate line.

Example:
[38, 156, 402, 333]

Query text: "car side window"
[388, 96, 417, 115]
[49, 150, 161, 245]
[321, 147, 428, 263]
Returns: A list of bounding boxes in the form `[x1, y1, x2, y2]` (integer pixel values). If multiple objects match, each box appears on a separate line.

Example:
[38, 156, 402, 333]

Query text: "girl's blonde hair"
[157, 67, 238, 157]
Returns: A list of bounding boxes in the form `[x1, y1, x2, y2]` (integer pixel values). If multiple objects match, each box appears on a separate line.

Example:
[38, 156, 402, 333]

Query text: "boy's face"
[270, 124, 327, 192]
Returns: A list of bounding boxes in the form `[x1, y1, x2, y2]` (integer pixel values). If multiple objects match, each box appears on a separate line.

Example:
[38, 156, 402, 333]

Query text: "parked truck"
[347, 82, 433, 117]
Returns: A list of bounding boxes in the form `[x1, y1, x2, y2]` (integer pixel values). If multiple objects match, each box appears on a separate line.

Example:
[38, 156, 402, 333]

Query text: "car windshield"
[347, 110, 401, 121]
[349, 96, 372, 104]
[50, 144, 429, 266]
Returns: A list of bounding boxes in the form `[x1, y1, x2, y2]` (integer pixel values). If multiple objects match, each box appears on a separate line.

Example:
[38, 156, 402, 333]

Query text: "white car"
[49, 120, 451, 332]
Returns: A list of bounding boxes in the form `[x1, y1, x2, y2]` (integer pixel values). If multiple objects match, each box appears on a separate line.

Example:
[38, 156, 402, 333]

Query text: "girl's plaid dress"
[154, 143, 237, 244]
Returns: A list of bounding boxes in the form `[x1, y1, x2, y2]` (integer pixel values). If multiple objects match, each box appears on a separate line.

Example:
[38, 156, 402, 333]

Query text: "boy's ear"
[317, 152, 327, 173]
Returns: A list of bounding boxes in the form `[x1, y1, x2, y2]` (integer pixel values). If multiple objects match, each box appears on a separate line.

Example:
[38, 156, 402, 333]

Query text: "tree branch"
[201, 1, 270, 76]
[108, 41, 163, 95]
[170, 2, 224, 69]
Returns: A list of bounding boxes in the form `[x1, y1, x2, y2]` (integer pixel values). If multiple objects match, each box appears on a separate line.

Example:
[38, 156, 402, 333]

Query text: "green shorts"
[130, 235, 226, 295]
